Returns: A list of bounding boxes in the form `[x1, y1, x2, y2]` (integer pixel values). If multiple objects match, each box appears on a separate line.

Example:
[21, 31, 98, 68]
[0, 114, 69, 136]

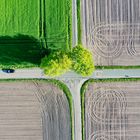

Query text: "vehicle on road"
[2, 69, 15, 73]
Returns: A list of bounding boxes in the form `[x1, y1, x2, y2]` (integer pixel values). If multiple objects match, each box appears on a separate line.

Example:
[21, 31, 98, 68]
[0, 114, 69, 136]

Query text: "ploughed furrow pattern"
[85, 81, 140, 140]
[33, 81, 71, 140]
[0, 81, 71, 140]
[0, 0, 39, 38]
[81, 0, 140, 66]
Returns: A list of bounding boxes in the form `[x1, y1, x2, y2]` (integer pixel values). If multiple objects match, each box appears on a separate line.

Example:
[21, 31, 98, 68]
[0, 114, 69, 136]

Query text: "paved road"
[93, 69, 140, 79]
[0, 68, 139, 79]
[0, 68, 44, 79]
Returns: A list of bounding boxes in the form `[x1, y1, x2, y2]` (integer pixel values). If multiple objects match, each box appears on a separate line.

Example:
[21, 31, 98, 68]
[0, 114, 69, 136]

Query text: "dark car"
[2, 69, 15, 73]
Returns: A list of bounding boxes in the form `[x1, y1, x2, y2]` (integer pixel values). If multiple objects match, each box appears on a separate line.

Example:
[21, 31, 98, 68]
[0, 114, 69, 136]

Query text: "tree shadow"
[0, 34, 48, 68]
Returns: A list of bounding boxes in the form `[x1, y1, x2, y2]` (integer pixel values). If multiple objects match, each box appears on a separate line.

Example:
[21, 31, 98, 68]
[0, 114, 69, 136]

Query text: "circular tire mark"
[87, 88, 126, 124]
[88, 23, 140, 58]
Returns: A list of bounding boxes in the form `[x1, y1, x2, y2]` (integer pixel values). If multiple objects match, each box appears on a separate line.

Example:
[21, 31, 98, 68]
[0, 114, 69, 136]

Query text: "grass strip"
[77, 0, 82, 44]
[67, 0, 72, 50]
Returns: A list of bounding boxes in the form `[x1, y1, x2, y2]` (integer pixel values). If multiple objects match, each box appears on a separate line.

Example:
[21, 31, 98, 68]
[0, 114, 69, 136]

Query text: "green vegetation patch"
[0, 35, 45, 69]
[0, 0, 72, 69]
[71, 44, 95, 76]
[77, 0, 81, 44]
[0, 0, 43, 68]
[0, 0, 40, 38]
[41, 51, 72, 77]
[40, 44, 95, 77]
[45, 0, 72, 50]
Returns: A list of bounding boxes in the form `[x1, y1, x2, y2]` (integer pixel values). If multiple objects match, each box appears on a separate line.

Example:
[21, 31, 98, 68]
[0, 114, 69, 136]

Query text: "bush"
[40, 45, 95, 77]
[71, 44, 95, 76]
[40, 51, 72, 77]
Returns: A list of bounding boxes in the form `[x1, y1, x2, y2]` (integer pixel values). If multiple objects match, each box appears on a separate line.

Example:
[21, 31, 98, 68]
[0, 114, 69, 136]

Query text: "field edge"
[0, 78, 74, 140]
[80, 78, 140, 140]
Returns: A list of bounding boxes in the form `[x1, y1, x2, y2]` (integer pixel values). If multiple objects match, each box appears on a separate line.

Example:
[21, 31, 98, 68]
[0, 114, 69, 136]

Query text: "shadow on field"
[0, 34, 49, 68]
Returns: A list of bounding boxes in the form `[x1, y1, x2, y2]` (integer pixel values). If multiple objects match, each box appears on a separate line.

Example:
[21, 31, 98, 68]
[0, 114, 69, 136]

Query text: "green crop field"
[0, 0, 71, 49]
[44, 0, 72, 50]
[0, 35, 44, 69]
[0, 0, 72, 68]
[0, 0, 40, 37]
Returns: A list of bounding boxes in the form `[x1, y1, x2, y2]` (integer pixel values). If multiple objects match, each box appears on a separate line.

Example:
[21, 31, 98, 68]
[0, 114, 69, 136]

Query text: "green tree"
[40, 51, 72, 77]
[71, 44, 95, 76]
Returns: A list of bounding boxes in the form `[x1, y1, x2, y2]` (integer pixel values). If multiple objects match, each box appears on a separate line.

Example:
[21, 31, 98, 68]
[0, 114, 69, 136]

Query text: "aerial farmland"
[81, 0, 140, 67]
[0, 0, 72, 69]
[83, 79, 140, 140]
[0, 0, 71, 46]
[0, 80, 72, 140]
[0, 0, 140, 140]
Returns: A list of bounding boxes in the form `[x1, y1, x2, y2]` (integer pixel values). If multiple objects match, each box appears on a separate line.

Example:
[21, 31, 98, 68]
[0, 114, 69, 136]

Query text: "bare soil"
[85, 81, 140, 140]
[81, 0, 140, 66]
[0, 80, 71, 140]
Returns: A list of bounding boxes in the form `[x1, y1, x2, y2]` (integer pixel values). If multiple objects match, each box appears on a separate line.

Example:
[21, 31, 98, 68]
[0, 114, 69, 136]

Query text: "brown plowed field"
[0, 80, 71, 140]
[84, 81, 140, 140]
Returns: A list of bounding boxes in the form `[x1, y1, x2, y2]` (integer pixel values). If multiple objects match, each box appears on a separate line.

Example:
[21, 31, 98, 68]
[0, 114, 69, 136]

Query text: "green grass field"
[44, 0, 72, 50]
[0, 0, 40, 37]
[0, 0, 72, 49]
[0, 0, 41, 68]
[0, 35, 44, 69]
[0, 0, 72, 68]
[77, 0, 81, 44]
